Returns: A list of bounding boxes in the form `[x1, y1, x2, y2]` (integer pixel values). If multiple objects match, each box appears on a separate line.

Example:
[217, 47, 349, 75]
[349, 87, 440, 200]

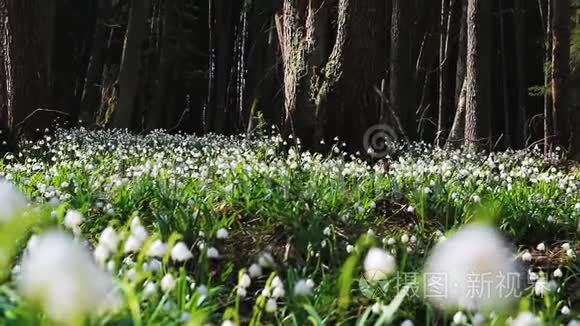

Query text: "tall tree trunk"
[80, 0, 112, 125]
[0, 0, 54, 139]
[542, 0, 553, 153]
[447, 76, 467, 146]
[464, 0, 492, 149]
[551, 0, 571, 149]
[390, 0, 415, 139]
[514, 0, 528, 148]
[436, 0, 455, 146]
[111, 0, 151, 129]
[498, 0, 511, 148]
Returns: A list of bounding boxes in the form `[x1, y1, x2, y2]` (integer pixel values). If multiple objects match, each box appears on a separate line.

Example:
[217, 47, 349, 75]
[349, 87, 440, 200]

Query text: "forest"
[1, 1, 580, 326]
[0, 0, 579, 156]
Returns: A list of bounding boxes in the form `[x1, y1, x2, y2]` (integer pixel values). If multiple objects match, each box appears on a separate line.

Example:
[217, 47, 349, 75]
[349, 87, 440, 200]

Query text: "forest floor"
[0, 128, 579, 325]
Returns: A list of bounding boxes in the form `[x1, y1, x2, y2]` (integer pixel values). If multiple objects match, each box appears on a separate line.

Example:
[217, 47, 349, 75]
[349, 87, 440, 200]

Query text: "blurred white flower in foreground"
[18, 230, 115, 324]
[424, 224, 520, 311]
[294, 279, 315, 296]
[364, 248, 396, 282]
[0, 180, 27, 221]
[510, 312, 541, 326]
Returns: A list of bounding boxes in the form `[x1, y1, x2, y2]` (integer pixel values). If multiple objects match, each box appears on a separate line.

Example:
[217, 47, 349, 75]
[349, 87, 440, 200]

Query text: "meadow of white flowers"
[0, 128, 578, 325]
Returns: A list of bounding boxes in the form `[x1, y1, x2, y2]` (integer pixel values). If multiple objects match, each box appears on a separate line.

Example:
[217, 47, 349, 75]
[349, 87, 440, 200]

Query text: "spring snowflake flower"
[146, 259, 162, 273]
[510, 312, 541, 326]
[346, 244, 354, 253]
[406, 205, 415, 213]
[562, 243, 571, 251]
[124, 235, 143, 253]
[521, 251, 533, 262]
[401, 320, 414, 326]
[147, 240, 167, 258]
[237, 287, 247, 297]
[472, 313, 485, 326]
[259, 252, 275, 267]
[18, 230, 115, 323]
[170, 242, 193, 262]
[0, 180, 27, 221]
[239, 273, 251, 288]
[93, 245, 110, 265]
[160, 274, 176, 292]
[221, 320, 236, 326]
[99, 227, 120, 253]
[63, 210, 83, 229]
[567, 249, 576, 258]
[216, 228, 229, 239]
[143, 282, 157, 297]
[363, 248, 396, 282]
[562, 305, 571, 315]
[207, 247, 220, 259]
[553, 268, 563, 278]
[387, 237, 396, 245]
[575, 203, 580, 210]
[272, 286, 285, 298]
[371, 302, 382, 314]
[294, 279, 314, 296]
[265, 298, 277, 313]
[401, 234, 410, 244]
[536, 243, 545, 252]
[248, 263, 262, 278]
[424, 224, 520, 311]
[453, 311, 467, 325]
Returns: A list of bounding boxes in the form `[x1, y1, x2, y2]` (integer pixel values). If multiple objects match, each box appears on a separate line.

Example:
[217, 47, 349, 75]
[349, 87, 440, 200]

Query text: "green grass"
[0, 128, 578, 325]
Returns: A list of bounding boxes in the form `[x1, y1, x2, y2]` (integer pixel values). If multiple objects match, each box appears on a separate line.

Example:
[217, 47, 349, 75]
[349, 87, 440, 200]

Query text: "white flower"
[575, 203, 580, 210]
[248, 263, 262, 278]
[562, 243, 571, 251]
[567, 249, 576, 258]
[239, 273, 251, 288]
[146, 259, 162, 273]
[363, 248, 396, 282]
[237, 287, 247, 297]
[536, 243, 545, 252]
[371, 302, 382, 314]
[424, 224, 519, 311]
[534, 279, 554, 296]
[126, 268, 137, 281]
[0, 180, 27, 221]
[346, 245, 354, 253]
[323, 227, 331, 236]
[511, 312, 541, 326]
[423, 187, 432, 194]
[294, 279, 314, 296]
[147, 240, 167, 258]
[265, 298, 277, 313]
[272, 286, 285, 298]
[562, 305, 571, 315]
[553, 268, 563, 278]
[170, 242, 193, 262]
[472, 313, 485, 326]
[18, 230, 115, 323]
[528, 271, 539, 282]
[93, 245, 110, 265]
[131, 224, 148, 242]
[272, 276, 283, 289]
[406, 205, 415, 213]
[63, 210, 83, 229]
[216, 228, 229, 239]
[143, 282, 157, 297]
[207, 247, 220, 259]
[453, 311, 467, 325]
[387, 237, 396, 245]
[222, 320, 236, 326]
[401, 234, 410, 244]
[521, 252, 532, 262]
[258, 252, 275, 268]
[124, 235, 143, 253]
[410, 235, 417, 244]
[569, 320, 580, 326]
[401, 320, 414, 326]
[160, 274, 176, 292]
[99, 227, 120, 253]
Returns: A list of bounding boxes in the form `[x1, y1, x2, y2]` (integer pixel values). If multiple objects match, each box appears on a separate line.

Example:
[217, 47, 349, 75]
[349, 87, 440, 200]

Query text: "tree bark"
[551, 0, 571, 149]
[436, 0, 456, 146]
[464, 0, 492, 150]
[514, 0, 528, 148]
[0, 0, 54, 138]
[111, 0, 151, 129]
[390, 0, 415, 139]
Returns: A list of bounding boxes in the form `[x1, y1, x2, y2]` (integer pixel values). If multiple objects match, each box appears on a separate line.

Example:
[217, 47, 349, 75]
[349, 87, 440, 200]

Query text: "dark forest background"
[0, 0, 579, 157]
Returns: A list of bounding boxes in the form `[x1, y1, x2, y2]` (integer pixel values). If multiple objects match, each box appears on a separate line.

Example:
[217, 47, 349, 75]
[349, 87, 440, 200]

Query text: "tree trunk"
[464, 0, 492, 150]
[390, 0, 415, 139]
[498, 0, 511, 148]
[542, 0, 553, 153]
[447, 76, 467, 147]
[80, 0, 112, 125]
[111, 0, 151, 129]
[514, 0, 528, 148]
[551, 0, 571, 149]
[436, 0, 455, 146]
[0, 0, 54, 139]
